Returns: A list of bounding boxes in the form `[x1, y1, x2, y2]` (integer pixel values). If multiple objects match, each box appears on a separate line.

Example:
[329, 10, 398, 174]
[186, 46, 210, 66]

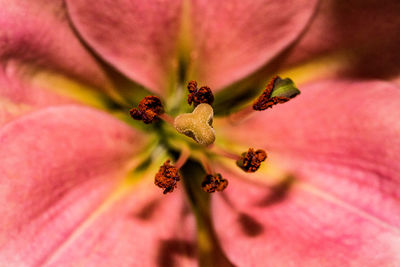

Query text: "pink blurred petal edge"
[0, 0, 112, 91]
[65, 0, 318, 92]
[0, 105, 197, 266]
[214, 79, 400, 266]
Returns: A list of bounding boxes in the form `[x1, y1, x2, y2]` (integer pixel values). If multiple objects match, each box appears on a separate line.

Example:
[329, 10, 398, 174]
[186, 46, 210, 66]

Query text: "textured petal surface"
[0, 106, 139, 265]
[189, 0, 318, 90]
[212, 172, 400, 267]
[0, 0, 117, 126]
[66, 0, 183, 94]
[279, 0, 400, 83]
[0, 0, 111, 91]
[0, 70, 78, 126]
[45, 183, 197, 267]
[0, 106, 196, 266]
[214, 80, 400, 266]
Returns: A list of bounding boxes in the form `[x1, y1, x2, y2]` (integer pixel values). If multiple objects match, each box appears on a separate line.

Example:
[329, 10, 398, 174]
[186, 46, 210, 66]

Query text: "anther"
[228, 76, 300, 124]
[199, 155, 229, 193]
[130, 96, 164, 124]
[154, 160, 181, 194]
[201, 173, 228, 193]
[236, 148, 267, 173]
[187, 80, 214, 107]
[154, 148, 190, 194]
[253, 76, 300, 111]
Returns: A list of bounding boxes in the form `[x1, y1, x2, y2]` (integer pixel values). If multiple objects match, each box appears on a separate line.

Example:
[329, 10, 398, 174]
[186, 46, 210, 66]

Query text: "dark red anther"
[187, 80, 197, 93]
[187, 80, 214, 107]
[201, 173, 228, 193]
[252, 76, 300, 111]
[154, 160, 181, 194]
[253, 76, 289, 111]
[129, 96, 164, 124]
[236, 148, 267, 173]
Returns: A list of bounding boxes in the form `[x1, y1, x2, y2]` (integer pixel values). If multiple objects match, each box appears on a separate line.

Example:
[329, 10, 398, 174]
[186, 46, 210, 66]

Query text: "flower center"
[129, 77, 299, 194]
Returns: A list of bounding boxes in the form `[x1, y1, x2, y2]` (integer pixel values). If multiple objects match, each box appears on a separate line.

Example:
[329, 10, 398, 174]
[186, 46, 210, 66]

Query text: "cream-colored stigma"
[174, 103, 215, 146]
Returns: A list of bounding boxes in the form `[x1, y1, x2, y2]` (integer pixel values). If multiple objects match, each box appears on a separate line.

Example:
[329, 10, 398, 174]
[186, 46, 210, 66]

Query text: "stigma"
[174, 103, 216, 146]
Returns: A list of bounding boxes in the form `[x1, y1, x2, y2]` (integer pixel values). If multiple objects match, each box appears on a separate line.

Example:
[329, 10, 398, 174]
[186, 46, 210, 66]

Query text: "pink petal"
[0, 106, 196, 266]
[214, 80, 400, 265]
[280, 0, 400, 83]
[189, 0, 319, 90]
[66, 0, 183, 94]
[212, 172, 400, 266]
[0, 71, 78, 126]
[44, 184, 197, 267]
[0, 0, 118, 126]
[0, 0, 111, 91]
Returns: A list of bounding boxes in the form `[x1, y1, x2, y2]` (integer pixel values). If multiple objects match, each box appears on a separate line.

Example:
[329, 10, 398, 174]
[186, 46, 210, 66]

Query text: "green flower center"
[128, 77, 299, 195]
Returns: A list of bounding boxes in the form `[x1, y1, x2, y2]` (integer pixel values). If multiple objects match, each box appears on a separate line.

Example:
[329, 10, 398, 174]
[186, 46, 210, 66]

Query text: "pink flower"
[1, 0, 399, 266]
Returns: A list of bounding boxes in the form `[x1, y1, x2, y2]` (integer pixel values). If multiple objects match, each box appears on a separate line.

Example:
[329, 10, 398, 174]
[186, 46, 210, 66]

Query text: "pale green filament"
[174, 103, 215, 146]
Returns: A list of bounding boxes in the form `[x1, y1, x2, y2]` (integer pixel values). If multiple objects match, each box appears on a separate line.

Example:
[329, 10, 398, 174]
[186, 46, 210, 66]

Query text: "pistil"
[174, 103, 216, 146]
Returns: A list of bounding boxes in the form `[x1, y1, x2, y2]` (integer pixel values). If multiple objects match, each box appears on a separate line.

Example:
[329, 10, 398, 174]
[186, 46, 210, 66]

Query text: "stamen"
[198, 155, 229, 193]
[253, 76, 300, 111]
[158, 113, 175, 126]
[154, 160, 181, 194]
[174, 147, 191, 170]
[154, 148, 190, 194]
[228, 76, 300, 124]
[227, 105, 255, 124]
[187, 80, 214, 107]
[210, 144, 241, 161]
[130, 96, 164, 124]
[199, 154, 214, 175]
[236, 148, 267, 173]
[201, 173, 228, 193]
